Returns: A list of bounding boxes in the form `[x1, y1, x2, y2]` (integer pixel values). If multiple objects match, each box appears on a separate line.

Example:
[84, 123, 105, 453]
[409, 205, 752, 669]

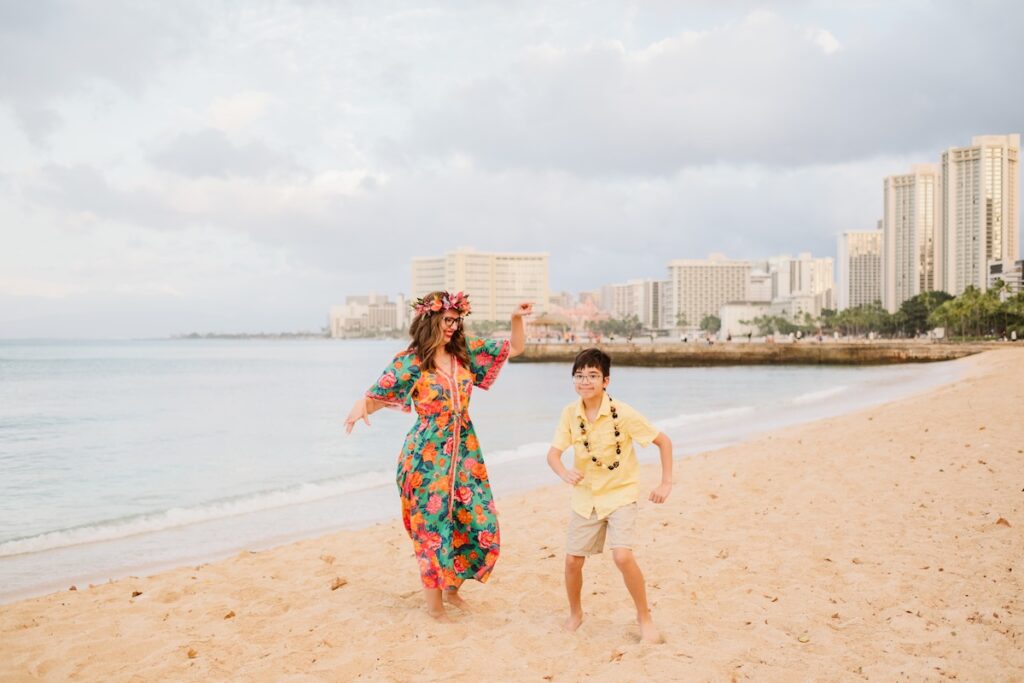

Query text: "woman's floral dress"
[366, 337, 511, 590]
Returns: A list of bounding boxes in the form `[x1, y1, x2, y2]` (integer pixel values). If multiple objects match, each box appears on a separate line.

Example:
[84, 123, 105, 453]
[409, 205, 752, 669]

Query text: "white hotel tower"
[882, 164, 941, 312]
[411, 248, 550, 322]
[837, 230, 882, 310]
[666, 255, 751, 329]
[941, 134, 1020, 295]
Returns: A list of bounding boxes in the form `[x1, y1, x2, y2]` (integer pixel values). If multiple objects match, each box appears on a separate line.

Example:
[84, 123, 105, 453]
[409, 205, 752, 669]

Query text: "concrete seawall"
[512, 341, 991, 366]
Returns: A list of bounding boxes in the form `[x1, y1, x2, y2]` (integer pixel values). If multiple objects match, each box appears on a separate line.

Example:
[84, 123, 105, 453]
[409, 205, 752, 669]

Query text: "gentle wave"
[484, 441, 551, 466]
[657, 406, 756, 430]
[788, 385, 849, 405]
[0, 469, 394, 558]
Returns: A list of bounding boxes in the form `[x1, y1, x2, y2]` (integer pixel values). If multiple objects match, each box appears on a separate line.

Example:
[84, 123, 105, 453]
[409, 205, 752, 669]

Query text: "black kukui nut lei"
[578, 395, 621, 470]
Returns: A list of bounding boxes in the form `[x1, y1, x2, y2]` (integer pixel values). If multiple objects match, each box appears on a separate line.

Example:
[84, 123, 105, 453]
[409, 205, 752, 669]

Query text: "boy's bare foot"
[563, 611, 583, 632]
[638, 614, 663, 644]
[444, 590, 470, 611]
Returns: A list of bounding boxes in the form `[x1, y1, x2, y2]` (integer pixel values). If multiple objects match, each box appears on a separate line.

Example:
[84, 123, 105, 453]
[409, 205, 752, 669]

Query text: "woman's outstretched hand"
[344, 397, 371, 434]
[511, 302, 534, 318]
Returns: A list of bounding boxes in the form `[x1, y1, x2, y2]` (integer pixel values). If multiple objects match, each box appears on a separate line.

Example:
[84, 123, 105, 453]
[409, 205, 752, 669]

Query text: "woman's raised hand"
[344, 397, 371, 434]
[508, 302, 534, 358]
[511, 302, 534, 318]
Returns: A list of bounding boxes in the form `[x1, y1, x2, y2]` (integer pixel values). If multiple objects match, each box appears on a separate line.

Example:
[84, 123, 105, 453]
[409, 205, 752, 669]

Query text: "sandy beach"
[2, 349, 1022, 682]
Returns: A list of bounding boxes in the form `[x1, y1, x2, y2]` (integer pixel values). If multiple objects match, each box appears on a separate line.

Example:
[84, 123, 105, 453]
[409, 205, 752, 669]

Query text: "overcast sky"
[2, 0, 1022, 337]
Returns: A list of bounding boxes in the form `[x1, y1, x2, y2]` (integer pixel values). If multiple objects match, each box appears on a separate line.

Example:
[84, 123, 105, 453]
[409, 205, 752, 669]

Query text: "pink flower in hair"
[411, 291, 472, 316]
[450, 291, 471, 314]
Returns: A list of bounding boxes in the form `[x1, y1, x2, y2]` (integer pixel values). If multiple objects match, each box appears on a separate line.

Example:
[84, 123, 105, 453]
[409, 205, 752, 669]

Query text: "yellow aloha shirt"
[551, 392, 660, 519]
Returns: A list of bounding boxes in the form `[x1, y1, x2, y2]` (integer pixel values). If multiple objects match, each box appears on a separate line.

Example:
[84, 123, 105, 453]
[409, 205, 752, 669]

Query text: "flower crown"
[412, 291, 472, 317]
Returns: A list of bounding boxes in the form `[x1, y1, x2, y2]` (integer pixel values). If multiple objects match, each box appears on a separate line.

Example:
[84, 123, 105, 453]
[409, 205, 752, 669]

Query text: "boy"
[546, 347, 673, 644]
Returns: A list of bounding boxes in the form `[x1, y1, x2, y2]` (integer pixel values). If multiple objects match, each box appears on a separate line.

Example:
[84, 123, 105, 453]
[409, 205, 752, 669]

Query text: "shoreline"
[2, 349, 1021, 680]
[0, 359, 964, 606]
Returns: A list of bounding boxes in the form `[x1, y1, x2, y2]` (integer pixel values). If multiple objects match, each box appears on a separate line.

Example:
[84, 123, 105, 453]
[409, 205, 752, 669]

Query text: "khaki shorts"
[566, 503, 637, 556]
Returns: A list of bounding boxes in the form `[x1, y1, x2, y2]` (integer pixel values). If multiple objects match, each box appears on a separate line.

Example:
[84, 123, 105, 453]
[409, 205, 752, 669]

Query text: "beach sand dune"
[2, 350, 1022, 681]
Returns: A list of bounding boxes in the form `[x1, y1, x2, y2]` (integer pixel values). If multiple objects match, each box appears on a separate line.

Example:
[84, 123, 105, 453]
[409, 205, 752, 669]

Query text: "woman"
[345, 291, 532, 620]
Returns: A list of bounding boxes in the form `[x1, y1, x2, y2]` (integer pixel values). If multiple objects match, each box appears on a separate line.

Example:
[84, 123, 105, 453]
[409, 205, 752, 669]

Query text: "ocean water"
[0, 339, 963, 602]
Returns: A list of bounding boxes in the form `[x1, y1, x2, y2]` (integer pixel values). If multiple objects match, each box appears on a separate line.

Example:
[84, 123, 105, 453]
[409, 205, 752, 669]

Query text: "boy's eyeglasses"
[572, 374, 603, 385]
[441, 316, 463, 329]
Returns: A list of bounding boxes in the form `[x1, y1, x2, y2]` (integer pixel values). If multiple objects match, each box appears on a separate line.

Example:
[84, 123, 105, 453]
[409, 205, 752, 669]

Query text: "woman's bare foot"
[424, 588, 451, 622]
[563, 611, 583, 632]
[638, 614, 663, 644]
[444, 589, 471, 611]
[426, 606, 453, 622]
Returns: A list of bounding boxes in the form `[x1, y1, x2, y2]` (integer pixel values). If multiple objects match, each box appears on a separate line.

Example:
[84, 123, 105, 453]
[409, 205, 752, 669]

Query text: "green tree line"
[564, 282, 1024, 341]
[585, 315, 644, 337]
[741, 282, 1024, 339]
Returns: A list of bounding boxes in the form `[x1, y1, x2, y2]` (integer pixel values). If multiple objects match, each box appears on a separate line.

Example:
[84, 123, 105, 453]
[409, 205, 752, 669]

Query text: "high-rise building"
[411, 248, 550, 321]
[599, 279, 668, 329]
[837, 230, 882, 310]
[766, 253, 834, 314]
[329, 293, 407, 338]
[941, 134, 1020, 295]
[882, 164, 941, 311]
[548, 291, 574, 309]
[666, 255, 751, 329]
[746, 270, 773, 303]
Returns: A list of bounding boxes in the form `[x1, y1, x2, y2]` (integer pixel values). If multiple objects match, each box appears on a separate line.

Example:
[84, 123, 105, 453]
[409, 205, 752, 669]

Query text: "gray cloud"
[2, 0, 1021, 337]
[149, 129, 298, 179]
[0, 0, 208, 144]
[14, 149, 926, 297]
[29, 164, 182, 230]
[407, 5, 1024, 175]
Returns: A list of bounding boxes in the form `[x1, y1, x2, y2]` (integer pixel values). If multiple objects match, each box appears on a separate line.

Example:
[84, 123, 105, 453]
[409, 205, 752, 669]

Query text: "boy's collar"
[575, 391, 611, 419]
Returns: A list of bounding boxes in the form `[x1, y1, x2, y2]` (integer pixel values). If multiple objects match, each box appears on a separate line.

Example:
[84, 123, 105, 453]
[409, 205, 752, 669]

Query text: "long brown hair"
[408, 291, 470, 372]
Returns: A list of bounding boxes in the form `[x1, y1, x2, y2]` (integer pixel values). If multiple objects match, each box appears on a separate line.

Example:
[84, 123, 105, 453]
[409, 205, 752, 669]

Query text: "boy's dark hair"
[571, 347, 611, 377]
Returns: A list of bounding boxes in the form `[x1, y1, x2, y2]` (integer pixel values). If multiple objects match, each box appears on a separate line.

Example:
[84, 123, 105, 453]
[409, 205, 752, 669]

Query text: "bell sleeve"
[365, 350, 421, 412]
[465, 336, 512, 390]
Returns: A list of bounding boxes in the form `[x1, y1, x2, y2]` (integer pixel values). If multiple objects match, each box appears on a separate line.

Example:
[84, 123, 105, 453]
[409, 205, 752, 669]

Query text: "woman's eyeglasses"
[441, 316, 464, 329]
